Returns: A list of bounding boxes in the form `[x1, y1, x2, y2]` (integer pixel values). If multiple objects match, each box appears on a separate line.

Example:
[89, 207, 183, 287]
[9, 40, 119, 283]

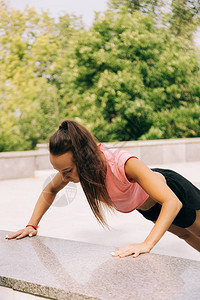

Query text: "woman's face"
[50, 151, 79, 183]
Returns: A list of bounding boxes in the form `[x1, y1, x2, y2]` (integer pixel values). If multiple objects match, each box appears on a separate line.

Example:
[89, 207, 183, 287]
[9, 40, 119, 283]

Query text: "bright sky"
[9, 0, 109, 27]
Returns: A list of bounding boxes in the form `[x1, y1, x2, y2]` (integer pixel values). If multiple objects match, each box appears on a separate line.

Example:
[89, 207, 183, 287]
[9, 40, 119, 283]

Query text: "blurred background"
[1, 0, 200, 152]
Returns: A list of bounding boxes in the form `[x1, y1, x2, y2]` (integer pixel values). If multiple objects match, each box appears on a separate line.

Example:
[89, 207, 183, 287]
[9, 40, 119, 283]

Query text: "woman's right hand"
[5, 226, 38, 240]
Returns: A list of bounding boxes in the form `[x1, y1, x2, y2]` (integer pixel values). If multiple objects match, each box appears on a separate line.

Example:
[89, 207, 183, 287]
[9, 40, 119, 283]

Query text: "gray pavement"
[0, 161, 200, 261]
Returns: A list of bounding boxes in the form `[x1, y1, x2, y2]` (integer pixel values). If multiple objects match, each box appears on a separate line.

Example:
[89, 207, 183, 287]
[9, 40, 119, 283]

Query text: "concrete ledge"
[0, 149, 52, 180]
[103, 137, 200, 165]
[1, 230, 200, 300]
[0, 138, 200, 179]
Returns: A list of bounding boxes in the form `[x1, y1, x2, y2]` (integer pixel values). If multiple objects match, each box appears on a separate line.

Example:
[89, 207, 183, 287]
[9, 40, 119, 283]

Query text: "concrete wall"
[0, 148, 52, 180]
[104, 137, 200, 165]
[0, 138, 200, 180]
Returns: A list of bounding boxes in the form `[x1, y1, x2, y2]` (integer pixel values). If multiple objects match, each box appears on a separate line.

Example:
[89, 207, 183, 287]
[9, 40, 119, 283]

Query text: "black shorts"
[137, 168, 200, 228]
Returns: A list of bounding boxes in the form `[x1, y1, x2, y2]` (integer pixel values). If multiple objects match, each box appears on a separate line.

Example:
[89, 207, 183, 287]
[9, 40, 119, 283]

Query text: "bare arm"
[112, 158, 182, 258]
[6, 172, 69, 239]
[28, 172, 69, 227]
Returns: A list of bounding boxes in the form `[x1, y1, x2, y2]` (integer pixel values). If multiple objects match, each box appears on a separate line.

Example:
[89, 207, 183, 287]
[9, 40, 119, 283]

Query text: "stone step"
[1, 230, 200, 300]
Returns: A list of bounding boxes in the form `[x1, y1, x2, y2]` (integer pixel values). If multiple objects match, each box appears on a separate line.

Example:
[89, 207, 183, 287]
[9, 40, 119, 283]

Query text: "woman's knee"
[177, 231, 192, 241]
[186, 210, 200, 237]
[167, 224, 193, 241]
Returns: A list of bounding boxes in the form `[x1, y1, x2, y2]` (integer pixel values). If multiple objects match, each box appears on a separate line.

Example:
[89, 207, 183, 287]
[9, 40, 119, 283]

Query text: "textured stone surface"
[1, 230, 200, 300]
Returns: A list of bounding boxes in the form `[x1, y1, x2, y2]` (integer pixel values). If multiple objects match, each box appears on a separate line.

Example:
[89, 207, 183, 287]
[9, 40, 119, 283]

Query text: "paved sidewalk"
[0, 161, 200, 261]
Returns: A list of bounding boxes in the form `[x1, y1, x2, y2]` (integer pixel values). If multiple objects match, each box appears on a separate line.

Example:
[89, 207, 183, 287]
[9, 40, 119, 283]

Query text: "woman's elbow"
[175, 197, 183, 213]
[163, 196, 183, 215]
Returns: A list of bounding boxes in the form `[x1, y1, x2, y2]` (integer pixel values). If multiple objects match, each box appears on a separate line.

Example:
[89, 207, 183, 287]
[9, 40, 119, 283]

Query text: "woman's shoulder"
[98, 144, 124, 160]
[98, 144, 138, 167]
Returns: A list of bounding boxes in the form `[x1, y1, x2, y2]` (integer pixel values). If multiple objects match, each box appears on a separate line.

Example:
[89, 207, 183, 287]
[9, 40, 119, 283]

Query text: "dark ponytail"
[49, 120, 114, 226]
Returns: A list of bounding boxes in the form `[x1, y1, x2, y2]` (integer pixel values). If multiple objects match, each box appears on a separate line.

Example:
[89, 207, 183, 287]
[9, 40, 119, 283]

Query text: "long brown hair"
[49, 120, 114, 226]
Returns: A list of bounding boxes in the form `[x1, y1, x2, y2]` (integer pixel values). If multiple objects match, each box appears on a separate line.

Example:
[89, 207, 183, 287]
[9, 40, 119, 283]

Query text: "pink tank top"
[98, 143, 149, 213]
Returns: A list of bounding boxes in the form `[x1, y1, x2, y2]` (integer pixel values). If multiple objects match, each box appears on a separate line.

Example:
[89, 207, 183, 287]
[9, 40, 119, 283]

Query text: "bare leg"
[167, 222, 200, 252]
[186, 209, 200, 237]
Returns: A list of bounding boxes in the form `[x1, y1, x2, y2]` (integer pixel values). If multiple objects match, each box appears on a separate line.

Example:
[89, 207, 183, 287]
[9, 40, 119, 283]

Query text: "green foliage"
[0, 1, 80, 151]
[167, 0, 200, 39]
[141, 104, 200, 139]
[108, 0, 164, 16]
[0, 0, 200, 151]
[60, 10, 200, 141]
[108, 0, 200, 40]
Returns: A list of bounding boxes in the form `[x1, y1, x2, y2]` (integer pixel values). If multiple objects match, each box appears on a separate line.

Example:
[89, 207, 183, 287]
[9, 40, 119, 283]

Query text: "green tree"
[108, 0, 200, 40]
[1, 0, 200, 150]
[108, 0, 164, 16]
[60, 10, 200, 141]
[167, 0, 200, 39]
[0, 1, 68, 151]
[141, 104, 200, 139]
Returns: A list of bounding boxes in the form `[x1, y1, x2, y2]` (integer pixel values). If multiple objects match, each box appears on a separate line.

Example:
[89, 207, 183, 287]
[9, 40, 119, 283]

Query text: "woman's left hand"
[111, 242, 151, 258]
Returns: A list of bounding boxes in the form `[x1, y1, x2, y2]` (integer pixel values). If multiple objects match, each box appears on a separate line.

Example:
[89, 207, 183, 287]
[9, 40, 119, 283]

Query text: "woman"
[6, 120, 200, 257]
